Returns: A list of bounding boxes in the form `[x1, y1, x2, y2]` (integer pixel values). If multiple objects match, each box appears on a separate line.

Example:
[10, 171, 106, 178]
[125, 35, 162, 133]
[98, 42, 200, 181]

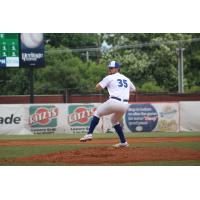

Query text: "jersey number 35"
[117, 79, 128, 88]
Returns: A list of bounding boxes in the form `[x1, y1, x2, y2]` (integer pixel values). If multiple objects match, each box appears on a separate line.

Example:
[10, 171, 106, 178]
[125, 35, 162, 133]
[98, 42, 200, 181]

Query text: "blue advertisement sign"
[0, 57, 6, 68]
[125, 104, 158, 132]
[20, 33, 44, 67]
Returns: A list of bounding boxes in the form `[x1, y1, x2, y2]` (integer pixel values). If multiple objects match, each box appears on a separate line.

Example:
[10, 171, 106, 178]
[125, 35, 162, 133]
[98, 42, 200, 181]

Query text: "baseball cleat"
[80, 134, 93, 142]
[113, 142, 129, 148]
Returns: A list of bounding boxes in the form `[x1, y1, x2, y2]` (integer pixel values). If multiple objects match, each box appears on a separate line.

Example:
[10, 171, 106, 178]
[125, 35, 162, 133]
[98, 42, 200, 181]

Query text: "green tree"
[184, 33, 200, 92]
[101, 33, 194, 92]
[34, 45, 106, 94]
[1, 33, 200, 95]
[45, 33, 98, 48]
[0, 68, 30, 95]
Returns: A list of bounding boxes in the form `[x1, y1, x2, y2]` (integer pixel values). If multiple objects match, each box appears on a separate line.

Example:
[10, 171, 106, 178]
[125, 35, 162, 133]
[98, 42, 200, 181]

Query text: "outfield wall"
[179, 101, 200, 131]
[0, 102, 199, 135]
[1, 93, 200, 104]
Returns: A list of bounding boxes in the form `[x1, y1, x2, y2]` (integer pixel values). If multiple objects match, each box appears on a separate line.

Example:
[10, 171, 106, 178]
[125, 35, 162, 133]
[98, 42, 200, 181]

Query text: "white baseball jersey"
[99, 72, 136, 100]
[94, 72, 136, 125]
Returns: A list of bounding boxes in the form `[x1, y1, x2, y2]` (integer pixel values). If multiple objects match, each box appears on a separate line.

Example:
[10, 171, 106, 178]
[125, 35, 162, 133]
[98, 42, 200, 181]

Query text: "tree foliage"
[45, 33, 98, 48]
[0, 33, 200, 95]
[100, 33, 199, 92]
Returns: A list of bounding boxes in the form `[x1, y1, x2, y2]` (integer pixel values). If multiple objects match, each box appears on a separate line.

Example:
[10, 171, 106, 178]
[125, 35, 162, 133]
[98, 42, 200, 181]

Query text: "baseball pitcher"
[80, 61, 136, 147]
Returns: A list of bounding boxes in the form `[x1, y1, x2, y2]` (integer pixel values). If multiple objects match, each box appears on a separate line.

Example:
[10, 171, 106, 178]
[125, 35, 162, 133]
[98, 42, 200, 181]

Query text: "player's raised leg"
[80, 115, 100, 142]
[80, 101, 112, 142]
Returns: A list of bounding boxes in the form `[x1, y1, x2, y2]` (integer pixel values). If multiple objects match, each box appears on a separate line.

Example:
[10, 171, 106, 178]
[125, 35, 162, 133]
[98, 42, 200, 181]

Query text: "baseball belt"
[110, 96, 128, 102]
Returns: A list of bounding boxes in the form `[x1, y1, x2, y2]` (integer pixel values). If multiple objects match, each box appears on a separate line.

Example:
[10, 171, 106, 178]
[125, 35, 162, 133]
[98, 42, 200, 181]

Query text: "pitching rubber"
[80, 138, 92, 142]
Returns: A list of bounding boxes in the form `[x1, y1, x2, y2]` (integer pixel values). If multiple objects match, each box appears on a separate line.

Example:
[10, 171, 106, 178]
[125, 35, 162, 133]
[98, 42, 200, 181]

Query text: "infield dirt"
[0, 137, 200, 165]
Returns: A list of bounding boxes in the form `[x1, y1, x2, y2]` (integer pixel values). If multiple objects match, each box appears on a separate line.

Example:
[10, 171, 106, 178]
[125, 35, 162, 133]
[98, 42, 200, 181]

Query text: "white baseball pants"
[94, 98, 129, 126]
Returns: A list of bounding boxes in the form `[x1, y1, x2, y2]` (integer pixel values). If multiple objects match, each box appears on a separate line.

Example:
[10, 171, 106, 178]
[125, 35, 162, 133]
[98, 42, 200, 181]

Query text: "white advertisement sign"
[102, 102, 179, 133]
[1, 101, 200, 135]
[65, 103, 103, 134]
[0, 104, 28, 134]
[0, 103, 103, 135]
[180, 101, 200, 131]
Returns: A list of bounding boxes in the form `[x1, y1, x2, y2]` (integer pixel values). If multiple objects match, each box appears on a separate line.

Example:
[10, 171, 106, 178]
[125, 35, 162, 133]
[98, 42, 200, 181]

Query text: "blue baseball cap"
[108, 61, 121, 68]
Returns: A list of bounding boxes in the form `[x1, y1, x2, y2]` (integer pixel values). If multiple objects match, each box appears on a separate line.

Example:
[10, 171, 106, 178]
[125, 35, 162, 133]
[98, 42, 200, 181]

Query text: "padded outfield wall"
[0, 102, 199, 135]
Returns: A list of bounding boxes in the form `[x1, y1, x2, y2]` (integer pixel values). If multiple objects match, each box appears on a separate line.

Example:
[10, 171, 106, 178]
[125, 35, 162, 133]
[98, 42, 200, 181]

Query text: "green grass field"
[0, 132, 200, 166]
[0, 131, 200, 140]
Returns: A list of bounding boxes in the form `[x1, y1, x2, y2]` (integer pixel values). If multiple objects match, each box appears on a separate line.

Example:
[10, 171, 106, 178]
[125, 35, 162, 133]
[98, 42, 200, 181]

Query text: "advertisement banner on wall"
[180, 101, 200, 131]
[20, 33, 45, 67]
[28, 105, 59, 134]
[0, 102, 183, 135]
[125, 103, 158, 132]
[0, 105, 27, 135]
[124, 103, 179, 133]
[155, 103, 179, 132]
[0, 57, 6, 68]
[66, 104, 102, 133]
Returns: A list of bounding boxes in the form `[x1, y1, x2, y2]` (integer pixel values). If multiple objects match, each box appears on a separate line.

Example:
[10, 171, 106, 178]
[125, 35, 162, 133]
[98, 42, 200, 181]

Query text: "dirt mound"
[1, 146, 200, 165]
